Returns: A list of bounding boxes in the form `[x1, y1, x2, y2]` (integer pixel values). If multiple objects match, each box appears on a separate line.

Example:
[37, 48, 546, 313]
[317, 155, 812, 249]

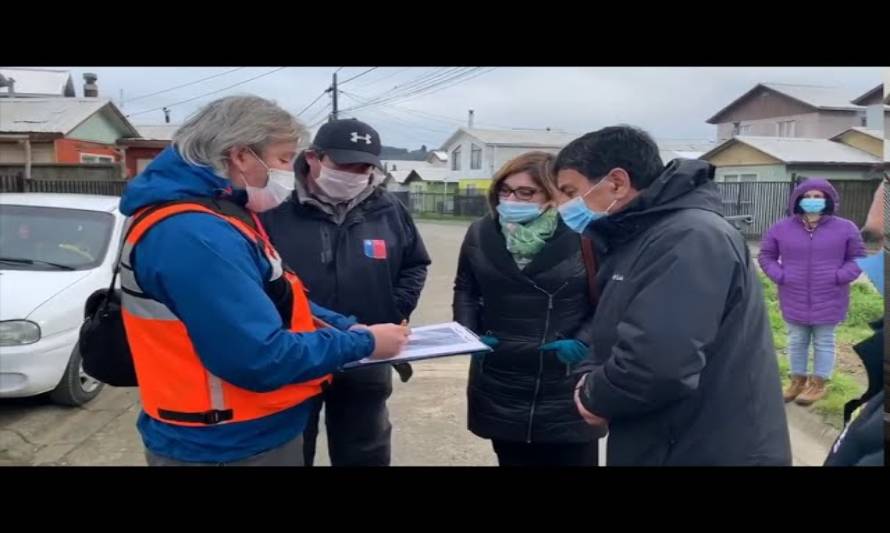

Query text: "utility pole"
[328, 71, 339, 122]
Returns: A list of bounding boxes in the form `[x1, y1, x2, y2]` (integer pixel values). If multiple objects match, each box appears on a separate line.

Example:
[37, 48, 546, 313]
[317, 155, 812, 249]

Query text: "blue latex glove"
[472, 335, 498, 361]
[540, 339, 589, 364]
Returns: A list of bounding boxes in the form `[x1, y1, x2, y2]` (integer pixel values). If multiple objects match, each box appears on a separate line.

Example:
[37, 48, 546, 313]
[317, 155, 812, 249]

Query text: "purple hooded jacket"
[758, 178, 866, 326]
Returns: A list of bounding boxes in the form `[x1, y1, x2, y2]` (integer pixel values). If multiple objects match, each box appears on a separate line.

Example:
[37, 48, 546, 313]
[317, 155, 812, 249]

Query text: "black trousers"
[303, 365, 393, 466]
[492, 439, 599, 467]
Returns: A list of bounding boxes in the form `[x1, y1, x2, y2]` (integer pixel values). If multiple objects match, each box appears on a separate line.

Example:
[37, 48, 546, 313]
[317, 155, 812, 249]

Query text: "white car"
[0, 193, 125, 405]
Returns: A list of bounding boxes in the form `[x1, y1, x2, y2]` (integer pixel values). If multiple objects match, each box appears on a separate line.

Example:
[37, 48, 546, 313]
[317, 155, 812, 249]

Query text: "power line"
[342, 88, 485, 127]
[352, 67, 413, 88]
[295, 89, 328, 117]
[346, 67, 463, 110]
[341, 90, 457, 130]
[358, 68, 483, 109]
[393, 67, 498, 106]
[125, 67, 289, 118]
[338, 68, 488, 114]
[340, 92, 452, 135]
[338, 67, 379, 85]
[305, 102, 332, 127]
[338, 67, 456, 111]
[338, 68, 478, 114]
[122, 67, 246, 104]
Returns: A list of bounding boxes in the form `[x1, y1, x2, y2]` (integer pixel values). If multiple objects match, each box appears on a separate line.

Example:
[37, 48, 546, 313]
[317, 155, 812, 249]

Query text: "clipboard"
[341, 321, 492, 369]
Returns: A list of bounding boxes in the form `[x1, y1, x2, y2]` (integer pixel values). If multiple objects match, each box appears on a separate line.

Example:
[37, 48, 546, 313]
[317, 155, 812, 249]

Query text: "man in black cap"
[262, 118, 431, 466]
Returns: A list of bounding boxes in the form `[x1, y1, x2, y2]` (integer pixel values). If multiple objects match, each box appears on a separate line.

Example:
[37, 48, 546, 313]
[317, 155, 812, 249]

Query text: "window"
[724, 174, 739, 183]
[80, 153, 114, 164]
[738, 124, 752, 135]
[470, 144, 482, 170]
[451, 147, 461, 171]
[0, 205, 115, 270]
[776, 120, 797, 137]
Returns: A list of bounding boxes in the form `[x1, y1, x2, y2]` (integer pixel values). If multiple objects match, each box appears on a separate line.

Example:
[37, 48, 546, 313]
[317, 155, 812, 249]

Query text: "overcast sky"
[47, 66, 886, 149]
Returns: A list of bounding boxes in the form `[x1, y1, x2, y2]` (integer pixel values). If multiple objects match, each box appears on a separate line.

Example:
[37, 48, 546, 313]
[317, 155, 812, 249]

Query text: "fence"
[0, 170, 127, 197]
[394, 178, 881, 238]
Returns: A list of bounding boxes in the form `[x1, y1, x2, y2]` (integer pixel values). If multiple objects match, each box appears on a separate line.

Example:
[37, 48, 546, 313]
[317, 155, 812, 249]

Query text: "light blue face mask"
[496, 200, 544, 223]
[557, 179, 616, 234]
[800, 197, 827, 214]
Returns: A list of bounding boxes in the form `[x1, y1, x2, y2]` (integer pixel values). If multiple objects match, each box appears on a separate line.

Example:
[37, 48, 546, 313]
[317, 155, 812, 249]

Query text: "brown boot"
[795, 376, 828, 406]
[783, 375, 808, 402]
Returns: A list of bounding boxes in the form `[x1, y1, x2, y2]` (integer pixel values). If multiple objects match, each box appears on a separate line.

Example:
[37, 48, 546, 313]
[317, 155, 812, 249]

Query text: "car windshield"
[0, 205, 115, 271]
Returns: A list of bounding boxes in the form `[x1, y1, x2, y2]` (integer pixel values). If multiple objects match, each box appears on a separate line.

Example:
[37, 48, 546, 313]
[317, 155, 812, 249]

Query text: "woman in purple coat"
[759, 178, 866, 406]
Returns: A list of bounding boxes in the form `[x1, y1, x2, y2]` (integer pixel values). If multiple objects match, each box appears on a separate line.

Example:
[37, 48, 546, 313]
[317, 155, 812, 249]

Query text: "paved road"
[0, 221, 833, 466]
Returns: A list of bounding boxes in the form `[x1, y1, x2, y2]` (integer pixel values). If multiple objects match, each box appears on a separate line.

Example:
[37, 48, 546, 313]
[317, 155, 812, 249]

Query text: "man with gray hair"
[118, 96, 408, 466]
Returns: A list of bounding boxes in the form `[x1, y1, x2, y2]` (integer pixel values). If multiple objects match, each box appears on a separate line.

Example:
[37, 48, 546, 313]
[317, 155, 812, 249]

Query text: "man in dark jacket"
[554, 125, 792, 466]
[262, 119, 431, 466]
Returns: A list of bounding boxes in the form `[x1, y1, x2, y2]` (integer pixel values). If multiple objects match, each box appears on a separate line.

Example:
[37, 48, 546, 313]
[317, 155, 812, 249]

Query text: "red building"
[119, 125, 178, 178]
[0, 98, 139, 169]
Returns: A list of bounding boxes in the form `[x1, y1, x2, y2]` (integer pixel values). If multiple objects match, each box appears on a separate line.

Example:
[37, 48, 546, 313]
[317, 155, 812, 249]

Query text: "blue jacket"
[120, 146, 375, 463]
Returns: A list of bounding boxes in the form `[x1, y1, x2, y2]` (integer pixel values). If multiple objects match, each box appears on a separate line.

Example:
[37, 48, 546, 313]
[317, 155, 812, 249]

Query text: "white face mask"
[243, 149, 295, 213]
[315, 165, 373, 203]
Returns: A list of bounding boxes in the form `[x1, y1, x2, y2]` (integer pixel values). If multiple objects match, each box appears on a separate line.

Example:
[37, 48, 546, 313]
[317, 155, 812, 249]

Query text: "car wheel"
[50, 343, 104, 406]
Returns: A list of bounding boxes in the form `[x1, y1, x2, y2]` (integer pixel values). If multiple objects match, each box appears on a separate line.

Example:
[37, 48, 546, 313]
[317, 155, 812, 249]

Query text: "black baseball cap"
[311, 118, 383, 170]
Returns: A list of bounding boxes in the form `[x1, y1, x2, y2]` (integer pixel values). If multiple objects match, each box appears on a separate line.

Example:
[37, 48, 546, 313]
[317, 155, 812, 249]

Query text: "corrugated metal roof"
[761, 83, 862, 111]
[0, 68, 75, 97]
[851, 84, 883, 106]
[708, 136, 880, 164]
[409, 168, 458, 182]
[382, 159, 435, 172]
[707, 83, 864, 124]
[830, 127, 884, 143]
[0, 98, 138, 137]
[460, 127, 579, 147]
[389, 170, 414, 184]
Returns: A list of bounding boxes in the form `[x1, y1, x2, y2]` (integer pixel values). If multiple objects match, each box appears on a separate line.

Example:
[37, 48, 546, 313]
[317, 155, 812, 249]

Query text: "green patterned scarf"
[500, 208, 558, 270]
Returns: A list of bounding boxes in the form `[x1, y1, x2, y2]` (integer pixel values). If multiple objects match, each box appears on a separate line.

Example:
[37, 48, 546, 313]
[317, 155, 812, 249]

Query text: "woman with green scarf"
[453, 151, 602, 466]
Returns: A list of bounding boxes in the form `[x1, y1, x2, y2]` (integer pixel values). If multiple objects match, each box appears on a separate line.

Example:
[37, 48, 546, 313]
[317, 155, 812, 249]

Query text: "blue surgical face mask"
[800, 197, 827, 214]
[496, 200, 544, 223]
[558, 179, 616, 234]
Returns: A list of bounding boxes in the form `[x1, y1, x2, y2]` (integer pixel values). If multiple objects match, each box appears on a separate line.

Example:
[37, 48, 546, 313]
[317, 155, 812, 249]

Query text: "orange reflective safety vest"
[119, 201, 332, 427]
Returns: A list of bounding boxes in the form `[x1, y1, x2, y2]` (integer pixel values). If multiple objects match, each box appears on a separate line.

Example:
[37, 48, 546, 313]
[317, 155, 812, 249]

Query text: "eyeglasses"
[497, 185, 542, 201]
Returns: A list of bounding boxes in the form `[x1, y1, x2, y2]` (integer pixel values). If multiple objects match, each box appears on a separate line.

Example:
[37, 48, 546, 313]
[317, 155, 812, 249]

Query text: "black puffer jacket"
[577, 159, 792, 466]
[453, 215, 602, 443]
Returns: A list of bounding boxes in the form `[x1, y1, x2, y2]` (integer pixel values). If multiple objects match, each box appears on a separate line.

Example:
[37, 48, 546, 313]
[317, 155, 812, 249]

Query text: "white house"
[439, 128, 578, 183]
[437, 127, 716, 191]
[425, 150, 448, 166]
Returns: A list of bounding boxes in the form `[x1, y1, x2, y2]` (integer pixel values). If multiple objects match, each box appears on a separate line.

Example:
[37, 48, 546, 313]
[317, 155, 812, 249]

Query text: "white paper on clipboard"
[341, 321, 492, 369]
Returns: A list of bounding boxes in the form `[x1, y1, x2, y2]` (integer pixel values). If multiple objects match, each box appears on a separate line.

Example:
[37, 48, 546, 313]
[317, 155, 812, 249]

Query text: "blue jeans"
[786, 323, 837, 379]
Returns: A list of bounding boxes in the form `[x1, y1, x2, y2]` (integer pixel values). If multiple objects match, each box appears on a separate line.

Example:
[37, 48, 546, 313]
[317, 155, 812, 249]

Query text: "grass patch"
[759, 271, 881, 428]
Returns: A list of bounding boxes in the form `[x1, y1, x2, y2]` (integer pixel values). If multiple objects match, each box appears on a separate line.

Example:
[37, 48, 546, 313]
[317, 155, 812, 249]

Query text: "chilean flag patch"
[363, 239, 387, 259]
